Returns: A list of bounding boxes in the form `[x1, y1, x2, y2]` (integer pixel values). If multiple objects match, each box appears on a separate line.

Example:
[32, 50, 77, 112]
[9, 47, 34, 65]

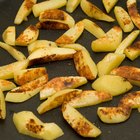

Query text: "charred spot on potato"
[25, 0, 35, 10]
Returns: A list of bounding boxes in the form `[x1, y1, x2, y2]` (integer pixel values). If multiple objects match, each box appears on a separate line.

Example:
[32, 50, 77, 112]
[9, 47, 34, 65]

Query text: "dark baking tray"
[0, 0, 140, 140]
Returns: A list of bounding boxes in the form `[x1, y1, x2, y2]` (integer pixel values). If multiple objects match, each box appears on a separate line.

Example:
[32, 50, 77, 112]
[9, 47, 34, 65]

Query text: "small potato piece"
[16, 25, 39, 46]
[32, 0, 67, 17]
[55, 21, 84, 46]
[114, 6, 134, 32]
[91, 26, 122, 52]
[2, 26, 16, 46]
[0, 60, 29, 80]
[97, 106, 131, 123]
[14, 67, 47, 85]
[13, 111, 64, 140]
[0, 90, 6, 119]
[97, 53, 125, 77]
[5, 74, 48, 103]
[115, 30, 140, 54]
[82, 19, 105, 38]
[92, 75, 132, 96]
[80, 0, 114, 22]
[40, 76, 87, 100]
[62, 104, 101, 137]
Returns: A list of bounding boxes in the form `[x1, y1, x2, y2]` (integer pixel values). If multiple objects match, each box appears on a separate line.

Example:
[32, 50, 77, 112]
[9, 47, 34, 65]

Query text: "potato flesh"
[0, 90, 6, 119]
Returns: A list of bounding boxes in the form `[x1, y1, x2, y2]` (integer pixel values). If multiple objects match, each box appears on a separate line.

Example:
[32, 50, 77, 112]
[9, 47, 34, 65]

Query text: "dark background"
[0, 0, 140, 140]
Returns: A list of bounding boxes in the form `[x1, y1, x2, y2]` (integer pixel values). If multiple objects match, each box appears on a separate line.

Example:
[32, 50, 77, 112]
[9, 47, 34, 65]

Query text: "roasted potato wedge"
[55, 21, 84, 46]
[32, 0, 67, 17]
[40, 76, 87, 100]
[0, 59, 29, 80]
[14, 0, 37, 24]
[16, 25, 39, 46]
[110, 66, 140, 87]
[37, 89, 82, 114]
[97, 53, 125, 77]
[14, 67, 47, 85]
[2, 26, 16, 46]
[114, 6, 134, 32]
[80, 0, 114, 22]
[115, 30, 140, 54]
[102, 0, 118, 13]
[127, 0, 140, 29]
[97, 106, 131, 123]
[13, 111, 63, 140]
[82, 19, 105, 38]
[28, 47, 76, 65]
[92, 75, 132, 96]
[62, 104, 101, 137]
[67, 90, 112, 108]
[0, 89, 6, 119]
[91, 26, 122, 52]
[5, 74, 48, 103]
[39, 9, 75, 28]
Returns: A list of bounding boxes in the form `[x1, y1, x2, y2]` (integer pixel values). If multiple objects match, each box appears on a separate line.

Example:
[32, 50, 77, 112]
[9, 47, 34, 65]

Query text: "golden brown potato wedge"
[14, 67, 47, 85]
[0, 59, 29, 80]
[80, 0, 114, 22]
[14, 0, 37, 24]
[40, 76, 87, 100]
[37, 89, 82, 114]
[91, 26, 122, 52]
[2, 26, 16, 46]
[127, 0, 140, 29]
[5, 74, 48, 103]
[55, 21, 84, 46]
[13, 111, 64, 140]
[16, 25, 39, 46]
[114, 6, 134, 32]
[0, 89, 6, 119]
[110, 66, 140, 87]
[62, 104, 101, 137]
[32, 0, 67, 17]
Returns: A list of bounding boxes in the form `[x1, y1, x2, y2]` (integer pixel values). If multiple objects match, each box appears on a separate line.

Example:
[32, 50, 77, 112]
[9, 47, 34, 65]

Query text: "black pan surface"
[0, 0, 140, 140]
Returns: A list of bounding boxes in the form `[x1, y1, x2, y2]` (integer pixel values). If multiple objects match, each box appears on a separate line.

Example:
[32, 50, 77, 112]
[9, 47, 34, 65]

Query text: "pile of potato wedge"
[1, 0, 140, 140]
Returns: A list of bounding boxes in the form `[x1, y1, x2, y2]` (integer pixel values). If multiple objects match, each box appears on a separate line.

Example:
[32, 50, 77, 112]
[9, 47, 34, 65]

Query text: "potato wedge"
[127, 0, 140, 29]
[5, 74, 48, 103]
[0, 90, 6, 119]
[97, 53, 125, 77]
[74, 50, 97, 80]
[14, 67, 47, 85]
[114, 6, 134, 32]
[28, 40, 57, 54]
[55, 21, 84, 46]
[124, 41, 140, 61]
[102, 0, 118, 13]
[14, 0, 37, 24]
[0, 41, 26, 61]
[40, 76, 87, 100]
[16, 25, 39, 46]
[66, 0, 81, 13]
[62, 104, 101, 137]
[28, 47, 76, 65]
[2, 26, 16, 46]
[91, 26, 122, 52]
[110, 66, 140, 87]
[67, 90, 112, 108]
[32, 0, 67, 17]
[39, 9, 75, 28]
[37, 89, 82, 114]
[92, 75, 132, 96]
[80, 0, 114, 22]
[82, 19, 105, 38]
[0, 59, 29, 80]
[0, 79, 16, 91]
[115, 30, 140, 54]
[97, 106, 131, 123]
[13, 111, 63, 139]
